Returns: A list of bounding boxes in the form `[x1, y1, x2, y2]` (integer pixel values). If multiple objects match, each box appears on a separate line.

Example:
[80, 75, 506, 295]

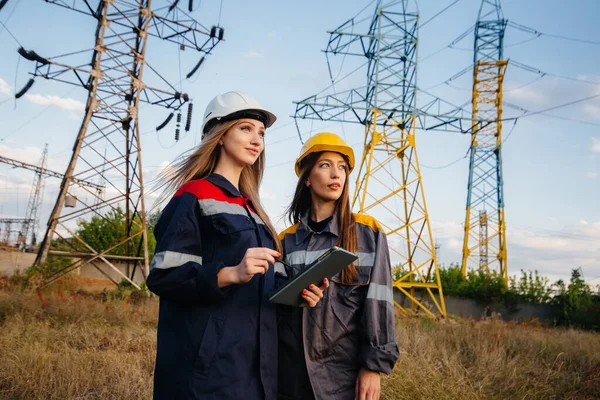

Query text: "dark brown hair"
[286, 151, 358, 283]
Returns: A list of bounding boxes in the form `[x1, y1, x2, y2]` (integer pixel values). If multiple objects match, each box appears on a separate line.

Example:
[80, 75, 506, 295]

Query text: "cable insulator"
[210, 26, 217, 38]
[188, 0, 193, 12]
[186, 57, 204, 79]
[17, 47, 49, 65]
[175, 128, 180, 141]
[156, 113, 174, 131]
[218, 27, 224, 41]
[168, 0, 180, 12]
[185, 103, 193, 132]
[176, 112, 182, 124]
[15, 79, 34, 99]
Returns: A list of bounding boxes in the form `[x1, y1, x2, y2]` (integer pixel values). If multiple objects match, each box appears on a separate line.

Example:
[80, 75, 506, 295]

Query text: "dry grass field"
[0, 277, 598, 399]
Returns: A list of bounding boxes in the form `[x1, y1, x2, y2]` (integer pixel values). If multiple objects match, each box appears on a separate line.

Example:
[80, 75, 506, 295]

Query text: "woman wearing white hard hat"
[147, 92, 325, 399]
[277, 132, 399, 400]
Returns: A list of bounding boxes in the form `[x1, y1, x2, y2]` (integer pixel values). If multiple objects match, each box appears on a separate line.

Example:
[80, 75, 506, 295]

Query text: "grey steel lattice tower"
[15, 1, 223, 287]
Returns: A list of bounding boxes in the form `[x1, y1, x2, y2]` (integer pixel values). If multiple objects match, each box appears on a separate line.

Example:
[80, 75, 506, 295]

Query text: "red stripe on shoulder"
[174, 179, 245, 206]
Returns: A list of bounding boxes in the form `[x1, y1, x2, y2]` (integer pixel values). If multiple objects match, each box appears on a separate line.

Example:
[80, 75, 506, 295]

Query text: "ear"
[305, 177, 311, 187]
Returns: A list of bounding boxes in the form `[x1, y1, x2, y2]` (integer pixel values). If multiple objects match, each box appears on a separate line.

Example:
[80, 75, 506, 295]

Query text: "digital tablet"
[269, 246, 358, 306]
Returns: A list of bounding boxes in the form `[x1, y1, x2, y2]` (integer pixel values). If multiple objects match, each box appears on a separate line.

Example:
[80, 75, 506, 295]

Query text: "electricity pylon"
[294, 0, 451, 317]
[461, 0, 508, 282]
[15, 0, 223, 287]
[18, 144, 48, 249]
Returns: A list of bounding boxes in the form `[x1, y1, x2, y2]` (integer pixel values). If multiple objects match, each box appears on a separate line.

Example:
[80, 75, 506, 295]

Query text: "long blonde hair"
[156, 120, 282, 253]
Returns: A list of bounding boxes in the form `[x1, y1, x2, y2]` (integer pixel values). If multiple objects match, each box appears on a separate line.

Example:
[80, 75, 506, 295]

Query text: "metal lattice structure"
[19, 144, 48, 249]
[15, 0, 222, 287]
[461, 0, 508, 282]
[0, 218, 33, 245]
[294, 0, 452, 317]
[0, 154, 104, 190]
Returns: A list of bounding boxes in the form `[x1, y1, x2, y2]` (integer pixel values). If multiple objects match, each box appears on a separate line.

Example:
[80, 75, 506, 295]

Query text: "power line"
[505, 93, 600, 121]
[0, 86, 79, 142]
[422, 64, 472, 91]
[501, 118, 519, 145]
[420, 155, 466, 170]
[508, 20, 600, 46]
[417, 123, 517, 170]
[0, 0, 20, 37]
[511, 60, 600, 86]
[418, 0, 461, 29]
[0, 19, 21, 46]
[419, 26, 474, 62]
[504, 102, 600, 127]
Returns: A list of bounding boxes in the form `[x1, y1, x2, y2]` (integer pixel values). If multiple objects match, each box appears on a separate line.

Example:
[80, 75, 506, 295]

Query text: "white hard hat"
[201, 91, 277, 135]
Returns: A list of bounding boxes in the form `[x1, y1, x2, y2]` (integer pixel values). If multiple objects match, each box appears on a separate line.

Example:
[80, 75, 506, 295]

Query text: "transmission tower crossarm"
[44, 0, 223, 52]
[0, 218, 34, 224]
[293, 92, 495, 134]
[0, 154, 104, 190]
[17, 53, 193, 111]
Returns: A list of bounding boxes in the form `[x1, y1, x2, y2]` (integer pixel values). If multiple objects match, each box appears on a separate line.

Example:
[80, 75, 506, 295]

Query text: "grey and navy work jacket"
[146, 174, 278, 400]
[276, 213, 399, 400]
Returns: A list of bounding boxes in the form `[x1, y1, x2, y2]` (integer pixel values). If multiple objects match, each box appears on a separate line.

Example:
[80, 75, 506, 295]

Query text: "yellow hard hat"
[295, 132, 355, 177]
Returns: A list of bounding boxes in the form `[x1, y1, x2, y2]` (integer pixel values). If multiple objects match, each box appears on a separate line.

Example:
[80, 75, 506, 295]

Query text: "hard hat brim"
[201, 107, 277, 134]
[295, 143, 355, 177]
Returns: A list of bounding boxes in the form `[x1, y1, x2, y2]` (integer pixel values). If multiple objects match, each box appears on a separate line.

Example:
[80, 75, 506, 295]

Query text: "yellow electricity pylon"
[353, 110, 446, 317]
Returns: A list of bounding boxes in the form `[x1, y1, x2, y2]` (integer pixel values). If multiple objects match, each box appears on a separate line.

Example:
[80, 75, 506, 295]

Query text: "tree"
[76, 207, 156, 257]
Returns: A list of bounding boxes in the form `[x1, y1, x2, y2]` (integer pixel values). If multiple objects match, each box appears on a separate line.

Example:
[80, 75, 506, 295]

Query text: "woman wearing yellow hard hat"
[277, 132, 399, 400]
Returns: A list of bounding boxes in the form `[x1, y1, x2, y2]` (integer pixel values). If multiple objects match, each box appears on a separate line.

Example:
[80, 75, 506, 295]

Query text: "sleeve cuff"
[195, 261, 228, 300]
[358, 342, 400, 374]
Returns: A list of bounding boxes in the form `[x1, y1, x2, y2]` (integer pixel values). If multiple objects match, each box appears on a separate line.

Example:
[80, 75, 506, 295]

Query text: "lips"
[328, 183, 341, 190]
[246, 148, 259, 156]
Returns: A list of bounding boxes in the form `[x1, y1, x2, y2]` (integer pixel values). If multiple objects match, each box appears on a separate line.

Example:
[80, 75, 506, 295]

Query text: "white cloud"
[0, 144, 43, 165]
[0, 78, 11, 96]
[241, 50, 264, 58]
[586, 172, 598, 180]
[447, 237, 462, 250]
[428, 217, 600, 282]
[24, 94, 85, 112]
[592, 137, 600, 153]
[507, 86, 546, 104]
[583, 103, 600, 120]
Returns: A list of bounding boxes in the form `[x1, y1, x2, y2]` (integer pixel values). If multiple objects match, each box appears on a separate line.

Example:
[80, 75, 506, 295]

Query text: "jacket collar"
[206, 173, 244, 198]
[295, 210, 339, 245]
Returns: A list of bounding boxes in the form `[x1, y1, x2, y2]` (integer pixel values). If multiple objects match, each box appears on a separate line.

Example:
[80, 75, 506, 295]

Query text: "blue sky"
[0, 0, 598, 285]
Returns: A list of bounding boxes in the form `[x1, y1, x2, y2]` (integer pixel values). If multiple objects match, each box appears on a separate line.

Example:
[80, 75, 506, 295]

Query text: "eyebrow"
[319, 158, 347, 165]
[238, 120, 265, 131]
[237, 120, 256, 127]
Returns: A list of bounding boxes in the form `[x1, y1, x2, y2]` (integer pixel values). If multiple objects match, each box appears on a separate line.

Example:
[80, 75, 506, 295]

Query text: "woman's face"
[220, 118, 265, 167]
[306, 151, 348, 203]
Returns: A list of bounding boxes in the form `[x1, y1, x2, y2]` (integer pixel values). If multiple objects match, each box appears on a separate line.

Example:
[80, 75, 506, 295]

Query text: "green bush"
[435, 265, 600, 331]
[506, 270, 553, 305]
[552, 268, 600, 331]
[437, 264, 506, 303]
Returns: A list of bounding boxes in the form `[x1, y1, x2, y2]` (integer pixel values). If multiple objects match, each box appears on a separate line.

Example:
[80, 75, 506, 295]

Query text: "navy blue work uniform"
[146, 174, 278, 400]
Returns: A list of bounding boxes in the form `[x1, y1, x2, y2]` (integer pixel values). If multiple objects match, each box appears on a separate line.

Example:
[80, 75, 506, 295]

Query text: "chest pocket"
[209, 213, 256, 236]
[330, 264, 372, 286]
[328, 262, 371, 319]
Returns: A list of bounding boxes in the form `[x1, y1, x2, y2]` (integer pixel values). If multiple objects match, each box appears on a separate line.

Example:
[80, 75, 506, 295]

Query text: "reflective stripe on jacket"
[147, 174, 277, 400]
[277, 212, 399, 400]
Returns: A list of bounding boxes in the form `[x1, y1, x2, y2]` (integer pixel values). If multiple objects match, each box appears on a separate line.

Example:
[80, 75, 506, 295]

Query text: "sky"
[0, 0, 598, 285]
